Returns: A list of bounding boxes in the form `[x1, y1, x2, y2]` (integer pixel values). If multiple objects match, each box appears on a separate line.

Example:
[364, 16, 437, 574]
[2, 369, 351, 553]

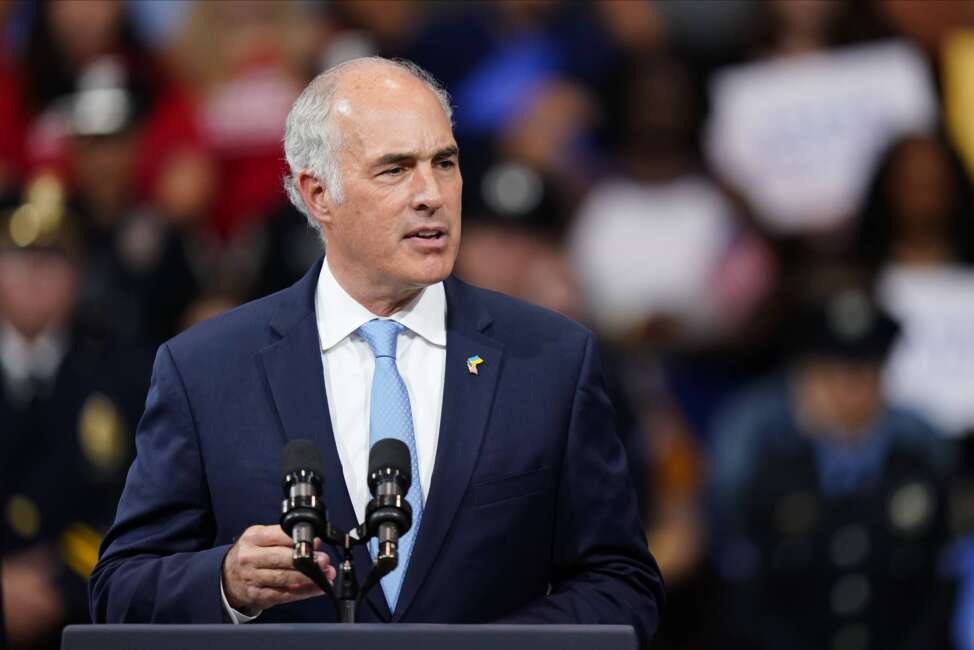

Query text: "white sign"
[880, 265, 974, 437]
[706, 40, 938, 234]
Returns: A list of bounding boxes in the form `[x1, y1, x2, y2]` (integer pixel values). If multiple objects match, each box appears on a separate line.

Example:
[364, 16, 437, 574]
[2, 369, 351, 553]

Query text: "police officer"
[710, 287, 955, 650]
[0, 176, 148, 649]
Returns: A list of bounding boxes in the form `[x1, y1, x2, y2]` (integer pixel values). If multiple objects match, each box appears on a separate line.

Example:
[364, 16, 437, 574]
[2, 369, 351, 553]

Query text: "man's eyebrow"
[374, 152, 415, 167]
[433, 145, 459, 159]
[372, 146, 459, 167]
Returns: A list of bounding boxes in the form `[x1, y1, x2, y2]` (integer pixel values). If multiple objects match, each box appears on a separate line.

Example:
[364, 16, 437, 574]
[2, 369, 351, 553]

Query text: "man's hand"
[222, 525, 335, 615]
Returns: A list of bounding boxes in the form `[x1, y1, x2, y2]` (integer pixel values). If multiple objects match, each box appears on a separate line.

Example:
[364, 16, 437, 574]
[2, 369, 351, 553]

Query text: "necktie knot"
[357, 319, 405, 359]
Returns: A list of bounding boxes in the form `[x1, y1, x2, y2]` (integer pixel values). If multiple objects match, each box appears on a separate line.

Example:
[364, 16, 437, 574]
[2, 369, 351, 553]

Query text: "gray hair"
[282, 57, 454, 232]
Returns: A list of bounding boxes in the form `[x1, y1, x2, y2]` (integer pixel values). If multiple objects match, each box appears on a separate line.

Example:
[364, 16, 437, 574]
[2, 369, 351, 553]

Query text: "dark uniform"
[715, 384, 953, 650]
[74, 201, 201, 348]
[0, 178, 149, 649]
[710, 290, 956, 650]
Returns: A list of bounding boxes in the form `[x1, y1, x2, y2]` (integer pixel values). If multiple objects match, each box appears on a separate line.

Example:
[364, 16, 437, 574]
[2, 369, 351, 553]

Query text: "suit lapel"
[393, 277, 504, 620]
[256, 258, 393, 621]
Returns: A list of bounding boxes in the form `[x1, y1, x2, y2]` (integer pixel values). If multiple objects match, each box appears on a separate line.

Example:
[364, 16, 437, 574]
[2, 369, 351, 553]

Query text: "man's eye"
[382, 166, 404, 176]
[436, 159, 456, 169]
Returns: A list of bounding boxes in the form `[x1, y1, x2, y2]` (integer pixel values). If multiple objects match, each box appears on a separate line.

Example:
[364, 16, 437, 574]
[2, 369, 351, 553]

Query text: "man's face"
[319, 73, 462, 300]
[0, 250, 78, 339]
[800, 357, 884, 439]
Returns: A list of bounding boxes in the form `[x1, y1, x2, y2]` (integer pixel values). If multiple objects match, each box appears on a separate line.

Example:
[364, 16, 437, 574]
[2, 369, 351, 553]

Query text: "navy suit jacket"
[89, 259, 663, 644]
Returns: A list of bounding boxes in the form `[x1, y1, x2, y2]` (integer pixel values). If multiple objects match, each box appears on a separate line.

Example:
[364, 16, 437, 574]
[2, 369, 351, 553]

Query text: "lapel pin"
[466, 355, 484, 375]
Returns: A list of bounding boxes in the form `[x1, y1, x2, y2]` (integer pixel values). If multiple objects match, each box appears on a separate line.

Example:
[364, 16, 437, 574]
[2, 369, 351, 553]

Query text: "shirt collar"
[0, 322, 66, 381]
[315, 257, 447, 351]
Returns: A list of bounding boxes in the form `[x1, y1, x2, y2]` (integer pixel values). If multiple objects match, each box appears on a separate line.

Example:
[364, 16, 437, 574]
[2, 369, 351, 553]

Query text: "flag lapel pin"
[466, 355, 484, 375]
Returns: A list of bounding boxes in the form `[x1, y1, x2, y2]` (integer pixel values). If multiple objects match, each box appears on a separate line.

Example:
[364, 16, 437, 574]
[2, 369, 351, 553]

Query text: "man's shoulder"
[164, 284, 306, 365]
[448, 276, 591, 347]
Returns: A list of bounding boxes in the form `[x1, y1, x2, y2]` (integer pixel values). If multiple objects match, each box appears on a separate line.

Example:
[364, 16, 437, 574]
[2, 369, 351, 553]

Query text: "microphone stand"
[323, 524, 360, 624]
[281, 445, 410, 623]
[289, 519, 398, 623]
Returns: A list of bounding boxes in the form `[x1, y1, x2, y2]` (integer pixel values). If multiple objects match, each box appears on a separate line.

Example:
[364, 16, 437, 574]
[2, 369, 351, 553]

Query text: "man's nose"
[410, 163, 444, 212]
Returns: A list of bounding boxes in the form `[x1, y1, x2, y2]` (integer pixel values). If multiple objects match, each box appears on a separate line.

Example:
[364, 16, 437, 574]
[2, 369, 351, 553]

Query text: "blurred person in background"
[854, 133, 974, 276]
[570, 52, 773, 348]
[567, 50, 778, 650]
[567, 48, 776, 465]
[404, 0, 665, 211]
[852, 134, 974, 440]
[60, 64, 204, 347]
[0, 0, 210, 345]
[709, 284, 954, 650]
[747, 0, 891, 60]
[10, 0, 149, 174]
[165, 0, 316, 241]
[316, 1, 429, 67]
[6, 0, 194, 185]
[0, 176, 146, 649]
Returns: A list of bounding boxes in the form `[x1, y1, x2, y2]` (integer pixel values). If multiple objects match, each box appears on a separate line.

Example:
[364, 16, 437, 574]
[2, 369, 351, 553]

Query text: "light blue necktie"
[357, 318, 423, 611]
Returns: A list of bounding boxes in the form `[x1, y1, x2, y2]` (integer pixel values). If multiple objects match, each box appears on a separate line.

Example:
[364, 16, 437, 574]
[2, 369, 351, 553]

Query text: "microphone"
[365, 439, 413, 569]
[279, 439, 327, 563]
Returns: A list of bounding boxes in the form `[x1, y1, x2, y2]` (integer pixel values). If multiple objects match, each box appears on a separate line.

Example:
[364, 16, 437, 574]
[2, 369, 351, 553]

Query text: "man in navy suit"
[89, 57, 663, 645]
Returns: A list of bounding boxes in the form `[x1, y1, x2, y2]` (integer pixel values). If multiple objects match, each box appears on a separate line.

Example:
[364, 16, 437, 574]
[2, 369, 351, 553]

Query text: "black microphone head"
[368, 438, 411, 492]
[280, 439, 323, 488]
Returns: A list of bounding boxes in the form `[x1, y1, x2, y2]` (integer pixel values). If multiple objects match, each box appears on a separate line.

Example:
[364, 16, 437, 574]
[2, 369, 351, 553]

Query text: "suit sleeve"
[88, 344, 231, 622]
[496, 333, 665, 646]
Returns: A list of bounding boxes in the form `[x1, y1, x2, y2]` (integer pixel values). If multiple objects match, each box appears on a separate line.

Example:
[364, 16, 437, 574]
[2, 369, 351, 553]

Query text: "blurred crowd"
[2, 0, 974, 648]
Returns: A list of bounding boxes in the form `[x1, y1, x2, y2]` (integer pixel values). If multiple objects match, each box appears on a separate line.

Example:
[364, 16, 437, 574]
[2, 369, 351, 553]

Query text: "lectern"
[62, 624, 637, 650]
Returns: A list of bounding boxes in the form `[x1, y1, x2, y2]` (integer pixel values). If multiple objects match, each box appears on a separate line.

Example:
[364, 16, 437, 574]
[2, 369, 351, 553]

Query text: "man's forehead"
[345, 130, 459, 166]
[331, 74, 455, 158]
[333, 66, 424, 109]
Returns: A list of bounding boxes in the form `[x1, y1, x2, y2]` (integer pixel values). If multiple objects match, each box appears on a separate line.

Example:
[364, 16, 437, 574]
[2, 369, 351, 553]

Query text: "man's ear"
[295, 170, 332, 229]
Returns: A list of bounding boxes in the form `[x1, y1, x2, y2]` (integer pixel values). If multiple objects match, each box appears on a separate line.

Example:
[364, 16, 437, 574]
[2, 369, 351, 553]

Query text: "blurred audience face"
[623, 59, 695, 157]
[885, 137, 956, 233]
[457, 223, 581, 319]
[219, 0, 294, 66]
[69, 133, 137, 223]
[0, 250, 78, 340]
[500, 79, 594, 175]
[154, 149, 218, 227]
[334, 0, 425, 47]
[765, 0, 837, 55]
[46, 0, 124, 65]
[496, 0, 560, 27]
[770, 0, 836, 35]
[798, 357, 884, 441]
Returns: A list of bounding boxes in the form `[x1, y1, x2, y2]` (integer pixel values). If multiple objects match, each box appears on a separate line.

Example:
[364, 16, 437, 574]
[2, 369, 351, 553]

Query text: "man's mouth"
[405, 228, 446, 240]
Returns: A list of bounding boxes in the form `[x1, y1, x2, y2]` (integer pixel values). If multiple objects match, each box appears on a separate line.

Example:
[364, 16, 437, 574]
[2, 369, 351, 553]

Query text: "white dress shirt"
[223, 258, 447, 622]
[0, 323, 66, 406]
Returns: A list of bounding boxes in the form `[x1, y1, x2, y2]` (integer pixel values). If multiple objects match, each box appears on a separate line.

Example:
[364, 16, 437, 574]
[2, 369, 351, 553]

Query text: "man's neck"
[325, 257, 423, 317]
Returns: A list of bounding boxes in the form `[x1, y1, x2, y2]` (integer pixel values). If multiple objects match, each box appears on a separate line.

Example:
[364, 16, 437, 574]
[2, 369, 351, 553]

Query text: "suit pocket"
[464, 466, 551, 508]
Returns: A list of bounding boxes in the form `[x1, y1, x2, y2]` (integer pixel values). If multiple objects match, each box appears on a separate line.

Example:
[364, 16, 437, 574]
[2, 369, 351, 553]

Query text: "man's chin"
[403, 251, 457, 287]
[407, 266, 453, 289]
